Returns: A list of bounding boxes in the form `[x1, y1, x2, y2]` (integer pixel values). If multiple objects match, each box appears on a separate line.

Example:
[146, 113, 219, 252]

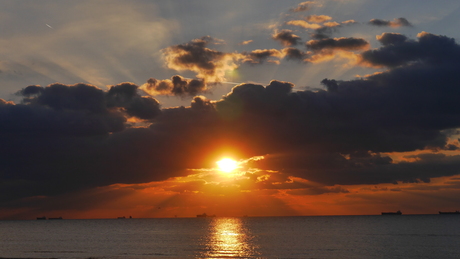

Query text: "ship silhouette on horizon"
[439, 210, 460, 214]
[381, 210, 402, 215]
[196, 213, 216, 218]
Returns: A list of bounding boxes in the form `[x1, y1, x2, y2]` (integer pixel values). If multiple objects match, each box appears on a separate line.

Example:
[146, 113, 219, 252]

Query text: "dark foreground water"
[0, 215, 459, 259]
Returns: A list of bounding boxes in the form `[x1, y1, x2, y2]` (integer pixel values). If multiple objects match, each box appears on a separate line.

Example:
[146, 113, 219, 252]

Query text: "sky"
[1, 0, 460, 219]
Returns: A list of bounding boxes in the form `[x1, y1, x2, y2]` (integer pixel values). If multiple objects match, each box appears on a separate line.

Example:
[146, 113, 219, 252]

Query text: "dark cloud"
[106, 82, 161, 119]
[214, 32, 460, 184]
[272, 30, 302, 46]
[375, 32, 408, 46]
[0, 82, 168, 203]
[361, 32, 460, 68]
[306, 37, 369, 51]
[282, 47, 308, 60]
[191, 95, 215, 112]
[21, 83, 107, 113]
[18, 82, 160, 121]
[253, 152, 460, 186]
[141, 75, 207, 97]
[320, 78, 338, 92]
[0, 101, 125, 137]
[17, 85, 43, 96]
[243, 49, 283, 64]
[369, 17, 412, 27]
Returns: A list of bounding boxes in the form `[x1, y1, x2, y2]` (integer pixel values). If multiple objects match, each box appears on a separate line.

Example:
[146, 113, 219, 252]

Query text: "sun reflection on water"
[202, 217, 258, 258]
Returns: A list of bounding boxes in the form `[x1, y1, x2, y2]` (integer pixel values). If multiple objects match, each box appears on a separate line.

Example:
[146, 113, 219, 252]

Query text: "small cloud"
[306, 37, 369, 51]
[243, 49, 284, 64]
[369, 17, 412, 27]
[239, 40, 253, 45]
[305, 15, 332, 23]
[342, 20, 357, 24]
[282, 47, 308, 60]
[286, 20, 322, 29]
[323, 21, 341, 27]
[290, 1, 320, 12]
[272, 29, 302, 46]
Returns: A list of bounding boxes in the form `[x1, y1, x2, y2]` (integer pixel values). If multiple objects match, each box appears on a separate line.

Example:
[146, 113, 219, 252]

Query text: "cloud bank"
[2, 31, 460, 207]
[1, 0, 460, 218]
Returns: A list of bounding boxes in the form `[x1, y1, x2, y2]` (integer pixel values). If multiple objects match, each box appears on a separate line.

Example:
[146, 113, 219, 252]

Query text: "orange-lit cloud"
[305, 15, 332, 23]
[239, 40, 253, 45]
[286, 20, 322, 29]
[4, 166, 459, 219]
[305, 37, 369, 63]
[306, 49, 361, 64]
[323, 21, 340, 27]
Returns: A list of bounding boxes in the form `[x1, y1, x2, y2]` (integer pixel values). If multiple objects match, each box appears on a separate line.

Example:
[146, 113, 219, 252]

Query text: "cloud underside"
[2, 31, 460, 206]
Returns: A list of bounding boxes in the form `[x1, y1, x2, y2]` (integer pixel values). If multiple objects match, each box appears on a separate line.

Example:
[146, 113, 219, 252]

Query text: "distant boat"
[439, 211, 460, 214]
[117, 216, 126, 219]
[49, 217, 63, 220]
[196, 213, 216, 218]
[36, 216, 46, 220]
[381, 210, 402, 215]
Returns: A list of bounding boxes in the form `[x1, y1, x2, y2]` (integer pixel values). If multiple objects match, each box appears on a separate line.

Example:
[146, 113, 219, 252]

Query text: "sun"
[216, 158, 239, 173]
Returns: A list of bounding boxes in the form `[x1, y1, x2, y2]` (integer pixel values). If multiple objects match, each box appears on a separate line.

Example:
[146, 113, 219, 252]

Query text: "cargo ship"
[439, 211, 460, 214]
[381, 210, 402, 215]
[196, 213, 216, 218]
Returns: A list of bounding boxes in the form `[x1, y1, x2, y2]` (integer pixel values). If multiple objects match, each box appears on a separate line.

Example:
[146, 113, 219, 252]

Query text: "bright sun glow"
[216, 158, 238, 173]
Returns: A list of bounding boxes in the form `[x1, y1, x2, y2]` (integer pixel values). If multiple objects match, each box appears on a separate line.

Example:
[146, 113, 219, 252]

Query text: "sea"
[0, 215, 459, 259]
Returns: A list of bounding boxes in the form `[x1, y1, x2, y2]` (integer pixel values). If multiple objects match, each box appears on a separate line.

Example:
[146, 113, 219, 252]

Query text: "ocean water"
[0, 215, 459, 259]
